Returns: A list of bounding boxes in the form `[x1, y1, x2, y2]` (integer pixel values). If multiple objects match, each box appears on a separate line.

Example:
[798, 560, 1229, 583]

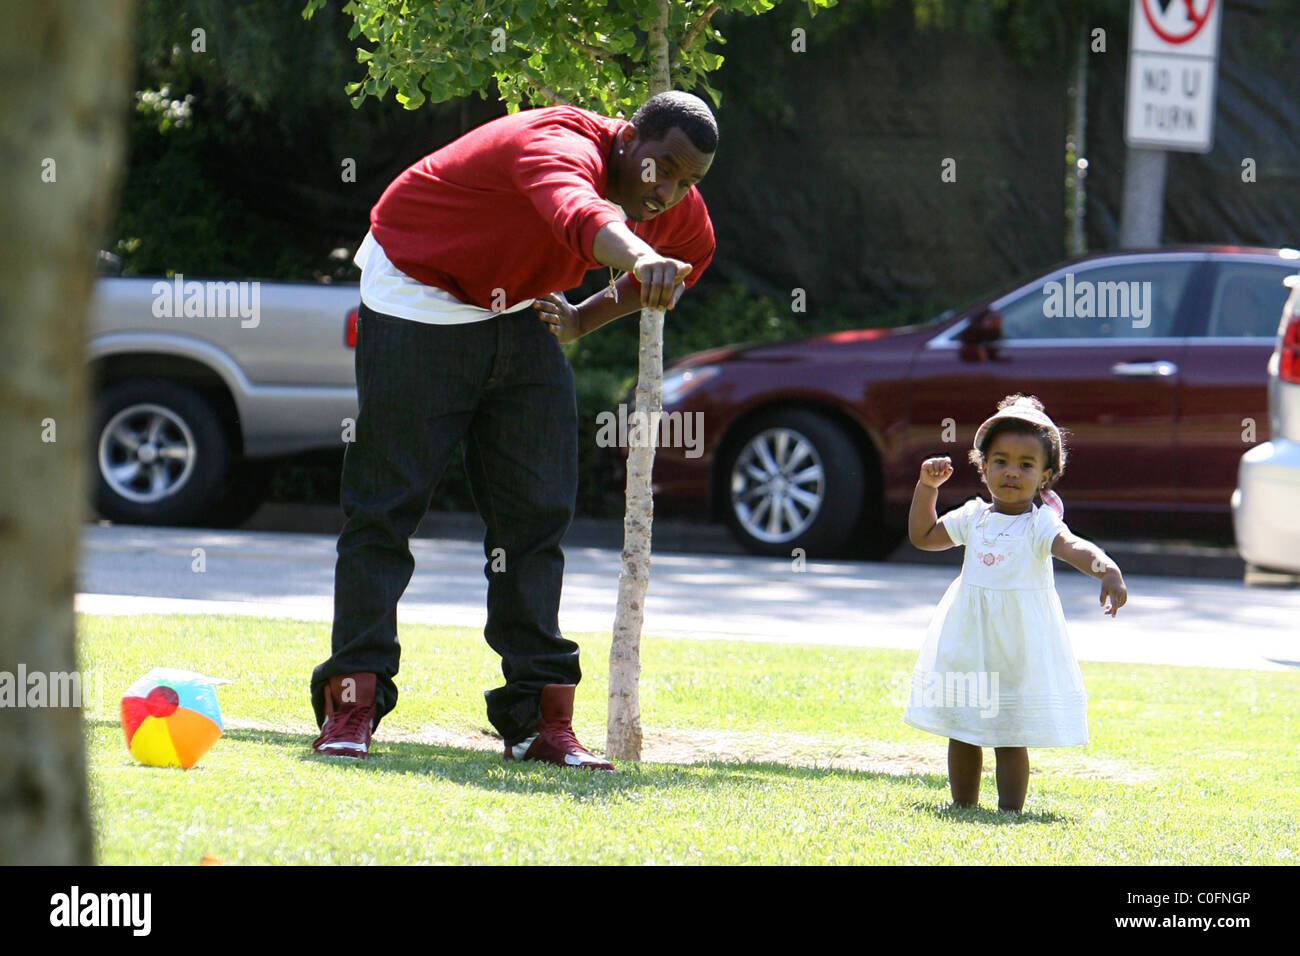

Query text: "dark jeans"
[309, 302, 581, 745]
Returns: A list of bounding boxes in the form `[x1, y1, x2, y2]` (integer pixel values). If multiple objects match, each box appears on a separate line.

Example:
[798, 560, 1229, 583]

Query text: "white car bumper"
[1233, 439, 1300, 572]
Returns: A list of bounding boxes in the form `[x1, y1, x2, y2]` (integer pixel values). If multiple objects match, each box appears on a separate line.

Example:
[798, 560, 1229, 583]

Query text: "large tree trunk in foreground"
[0, 0, 136, 864]
[606, 0, 673, 762]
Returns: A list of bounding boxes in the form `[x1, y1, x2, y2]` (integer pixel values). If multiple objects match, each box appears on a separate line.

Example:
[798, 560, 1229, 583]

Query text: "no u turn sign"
[1124, 0, 1223, 152]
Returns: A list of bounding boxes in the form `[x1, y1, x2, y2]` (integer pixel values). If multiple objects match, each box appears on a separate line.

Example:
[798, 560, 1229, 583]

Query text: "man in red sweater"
[309, 91, 717, 769]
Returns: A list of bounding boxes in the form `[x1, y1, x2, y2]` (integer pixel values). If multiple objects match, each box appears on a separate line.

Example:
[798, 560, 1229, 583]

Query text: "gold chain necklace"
[605, 183, 641, 303]
[607, 222, 638, 303]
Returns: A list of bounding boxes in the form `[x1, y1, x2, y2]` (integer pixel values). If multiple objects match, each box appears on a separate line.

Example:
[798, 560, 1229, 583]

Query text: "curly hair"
[967, 394, 1068, 488]
[630, 91, 718, 154]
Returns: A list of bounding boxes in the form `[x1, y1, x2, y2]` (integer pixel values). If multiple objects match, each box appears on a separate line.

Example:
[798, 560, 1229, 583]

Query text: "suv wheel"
[93, 379, 232, 525]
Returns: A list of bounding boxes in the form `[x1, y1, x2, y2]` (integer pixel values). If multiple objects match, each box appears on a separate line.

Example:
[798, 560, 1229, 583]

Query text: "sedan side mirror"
[959, 307, 1004, 362]
[960, 307, 1003, 344]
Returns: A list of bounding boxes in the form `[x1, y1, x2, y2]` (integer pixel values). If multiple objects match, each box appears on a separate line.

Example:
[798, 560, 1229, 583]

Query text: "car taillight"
[345, 307, 358, 348]
[1280, 309, 1300, 383]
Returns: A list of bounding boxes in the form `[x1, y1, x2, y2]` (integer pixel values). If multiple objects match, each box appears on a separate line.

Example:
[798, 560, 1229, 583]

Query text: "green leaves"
[431, 59, 458, 84]
[302, 0, 765, 116]
[300, 0, 845, 115]
[395, 88, 426, 109]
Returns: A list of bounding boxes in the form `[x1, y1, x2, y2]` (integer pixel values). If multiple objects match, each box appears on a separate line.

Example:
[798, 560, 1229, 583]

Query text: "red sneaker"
[311, 673, 376, 758]
[505, 684, 614, 770]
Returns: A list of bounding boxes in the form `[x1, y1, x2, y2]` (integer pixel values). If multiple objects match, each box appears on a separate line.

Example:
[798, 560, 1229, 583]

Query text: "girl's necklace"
[976, 507, 1033, 547]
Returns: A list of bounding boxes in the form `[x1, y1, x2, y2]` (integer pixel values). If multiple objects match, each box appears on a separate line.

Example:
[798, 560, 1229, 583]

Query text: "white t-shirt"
[353, 202, 629, 324]
[353, 230, 536, 325]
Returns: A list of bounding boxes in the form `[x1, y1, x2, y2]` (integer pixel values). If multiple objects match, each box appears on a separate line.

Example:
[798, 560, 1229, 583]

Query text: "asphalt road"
[76, 523, 1300, 672]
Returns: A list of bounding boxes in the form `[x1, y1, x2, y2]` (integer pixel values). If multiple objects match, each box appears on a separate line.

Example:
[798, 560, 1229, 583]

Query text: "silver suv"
[88, 273, 360, 526]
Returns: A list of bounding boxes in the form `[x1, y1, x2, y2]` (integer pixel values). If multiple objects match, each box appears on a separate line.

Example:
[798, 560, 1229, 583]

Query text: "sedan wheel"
[721, 410, 867, 557]
[730, 427, 826, 544]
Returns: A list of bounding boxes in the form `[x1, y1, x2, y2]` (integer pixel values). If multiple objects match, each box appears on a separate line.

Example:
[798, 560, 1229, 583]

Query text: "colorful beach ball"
[120, 668, 229, 768]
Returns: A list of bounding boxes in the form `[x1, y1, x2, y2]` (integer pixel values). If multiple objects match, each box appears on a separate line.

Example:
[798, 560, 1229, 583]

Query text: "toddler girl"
[904, 394, 1127, 812]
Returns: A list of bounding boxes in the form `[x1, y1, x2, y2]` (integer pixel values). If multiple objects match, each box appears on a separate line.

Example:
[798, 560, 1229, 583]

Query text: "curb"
[242, 503, 1248, 580]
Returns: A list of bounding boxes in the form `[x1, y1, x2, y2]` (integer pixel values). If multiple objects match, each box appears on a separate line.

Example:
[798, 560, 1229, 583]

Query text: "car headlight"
[660, 365, 720, 406]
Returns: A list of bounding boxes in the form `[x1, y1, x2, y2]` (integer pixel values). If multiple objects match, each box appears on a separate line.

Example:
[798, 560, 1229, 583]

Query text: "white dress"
[902, 498, 1089, 747]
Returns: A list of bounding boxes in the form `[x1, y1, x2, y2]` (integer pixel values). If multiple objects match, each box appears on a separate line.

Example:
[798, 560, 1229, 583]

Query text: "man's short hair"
[630, 91, 718, 153]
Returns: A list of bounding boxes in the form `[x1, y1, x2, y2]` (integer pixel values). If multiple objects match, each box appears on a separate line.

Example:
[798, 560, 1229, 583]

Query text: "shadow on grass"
[188, 724, 962, 802]
[88, 719, 1084, 821]
[910, 799, 1072, 825]
[89, 720, 1084, 825]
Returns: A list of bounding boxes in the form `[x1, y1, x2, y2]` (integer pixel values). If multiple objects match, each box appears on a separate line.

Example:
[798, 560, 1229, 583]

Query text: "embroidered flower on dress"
[976, 551, 1005, 566]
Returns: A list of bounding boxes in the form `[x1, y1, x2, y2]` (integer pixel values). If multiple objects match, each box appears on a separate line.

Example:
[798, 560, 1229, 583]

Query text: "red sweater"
[370, 106, 715, 309]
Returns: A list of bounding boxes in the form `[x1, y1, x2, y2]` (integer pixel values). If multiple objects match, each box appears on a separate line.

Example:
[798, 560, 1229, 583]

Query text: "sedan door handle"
[1111, 361, 1178, 377]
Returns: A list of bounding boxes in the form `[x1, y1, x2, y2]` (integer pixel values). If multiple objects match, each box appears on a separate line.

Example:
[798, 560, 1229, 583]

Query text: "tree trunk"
[607, 307, 665, 760]
[607, 0, 672, 762]
[0, 0, 136, 864]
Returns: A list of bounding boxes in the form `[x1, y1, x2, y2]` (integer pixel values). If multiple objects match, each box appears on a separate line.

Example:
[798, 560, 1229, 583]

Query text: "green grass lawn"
[78, 614, 1300, 865]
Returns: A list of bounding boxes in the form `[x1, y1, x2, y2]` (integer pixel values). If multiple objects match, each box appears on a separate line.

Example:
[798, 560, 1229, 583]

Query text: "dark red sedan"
[650, 247, 1298, 556]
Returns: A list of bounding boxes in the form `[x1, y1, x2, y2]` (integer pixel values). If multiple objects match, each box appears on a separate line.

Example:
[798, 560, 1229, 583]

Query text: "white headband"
[973, 400, 1066, 473]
